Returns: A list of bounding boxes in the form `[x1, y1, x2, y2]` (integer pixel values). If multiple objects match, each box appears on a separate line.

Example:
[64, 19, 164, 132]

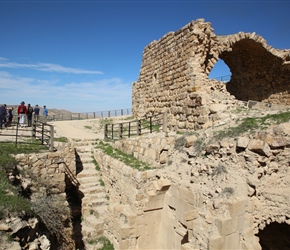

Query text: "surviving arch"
[133, 19, 290, 130]
[213, 34, 290, 103]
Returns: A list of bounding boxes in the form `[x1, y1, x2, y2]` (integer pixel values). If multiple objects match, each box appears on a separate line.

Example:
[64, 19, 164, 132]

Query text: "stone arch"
[256, 221, 290, 249]
[213, 33, 290, 104]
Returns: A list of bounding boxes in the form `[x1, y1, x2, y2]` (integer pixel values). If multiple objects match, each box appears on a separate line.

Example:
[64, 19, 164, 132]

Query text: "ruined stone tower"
[132, 18, 290, 130]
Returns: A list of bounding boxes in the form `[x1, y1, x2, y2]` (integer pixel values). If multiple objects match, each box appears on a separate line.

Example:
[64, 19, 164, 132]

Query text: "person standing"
[27, 104, 34, 127]
[7, 107, 14, 127]
[34, 104, 40, 123]
[43, 105, 48, 124]
[0, 104, 6, 129]
[18, 101, 27, 127]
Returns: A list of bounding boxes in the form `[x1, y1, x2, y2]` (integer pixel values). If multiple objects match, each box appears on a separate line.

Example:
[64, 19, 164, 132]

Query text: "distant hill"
[6, 105, 73, 116]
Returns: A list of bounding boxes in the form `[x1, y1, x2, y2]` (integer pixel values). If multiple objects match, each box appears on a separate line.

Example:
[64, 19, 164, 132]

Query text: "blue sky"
[0, 1, 289, 112]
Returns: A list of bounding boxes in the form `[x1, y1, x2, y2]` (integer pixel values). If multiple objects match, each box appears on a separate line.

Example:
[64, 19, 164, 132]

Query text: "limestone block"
[183, 209, 199, 221]
[228, 199, 247, 218]
[159, 150, 168, 164]
[215, 217, 238, 236]
[185, 135, 197, 147]
[209, 103, 227, 114]
[247, 139, 271, 157]
[225, 231, 240, 249]
[209, 236, 225, 250]
[144, 193, 165, 211]
[270, 135, 290, 148]
[237, 137, 250, 149]
[179, 188, 200, 207]
[119, 239, 130, 249]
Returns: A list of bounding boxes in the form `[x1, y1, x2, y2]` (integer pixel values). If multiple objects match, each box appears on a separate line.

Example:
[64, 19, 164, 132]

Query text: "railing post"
[49, 125, 54, 152]
[150, 116, 152, 133]
[32, 120, 36, 138]
[111, 124, 114, 140]
[41, 123, 45, 145]
[121, 109, 123, 116]
[128, 122, 131, 138]
[108, 111, 110, 117]
[104, 124, 108, 139]
[15, 122, 19, 147]
[162, 112, 168, 137]
[137, 120, 141, 136]
[119, 123, 123, 139]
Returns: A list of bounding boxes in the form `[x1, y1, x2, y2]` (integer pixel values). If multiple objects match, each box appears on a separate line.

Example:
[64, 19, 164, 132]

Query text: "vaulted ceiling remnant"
[132, 19, 290, 130]
[217, 35, 290, 102]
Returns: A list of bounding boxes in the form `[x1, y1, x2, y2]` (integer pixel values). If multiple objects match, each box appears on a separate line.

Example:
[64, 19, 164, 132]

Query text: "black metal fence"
[0, 121, 54, 151]
[104, 113, 168, 140]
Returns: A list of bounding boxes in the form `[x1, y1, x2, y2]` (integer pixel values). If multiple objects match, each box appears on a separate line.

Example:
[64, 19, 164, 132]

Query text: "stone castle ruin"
[3, 19, 290, 250]
[133, 18, 290, 130]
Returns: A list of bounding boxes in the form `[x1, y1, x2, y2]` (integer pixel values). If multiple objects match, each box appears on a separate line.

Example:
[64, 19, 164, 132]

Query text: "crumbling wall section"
[132, 19, 218, 131]
[133, 19, 290, 131]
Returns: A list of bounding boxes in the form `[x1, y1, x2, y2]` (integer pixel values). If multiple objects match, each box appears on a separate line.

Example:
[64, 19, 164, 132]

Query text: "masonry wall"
[133, 19, 290, 131]
[94, 142, 261, 249]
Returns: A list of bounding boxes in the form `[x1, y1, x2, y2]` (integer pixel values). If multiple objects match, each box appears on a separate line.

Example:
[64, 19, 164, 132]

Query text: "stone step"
[78, 176, 100, 185]
[76, 155, 94, 163]
[82, 197, 108, 208]
[77, 170, 100, 178]
[83, 214, 104, 227]
[82, 192, 107, 200]
[82, 205, 108, 218]
[79, 185, 105, 194]
[81, 223, 98, 238]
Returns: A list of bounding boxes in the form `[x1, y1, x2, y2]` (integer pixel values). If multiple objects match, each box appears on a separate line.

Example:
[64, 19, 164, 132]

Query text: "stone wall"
[95, 120, 290, 249]
[112, 132, 176, 168]
[132, 18, 290, 131]
[12, 143, 77, 249]
[14, 143, 76, 195]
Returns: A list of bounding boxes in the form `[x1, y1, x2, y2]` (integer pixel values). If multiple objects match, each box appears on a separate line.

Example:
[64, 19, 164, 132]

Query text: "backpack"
[28, 106, 33, 114]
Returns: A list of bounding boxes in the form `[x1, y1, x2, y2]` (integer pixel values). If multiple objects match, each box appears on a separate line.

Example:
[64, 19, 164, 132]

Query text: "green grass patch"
[54, 137, 69, 142]
[99, 118, 113, 130]
[0, 142, 46, 218]
[99, 179, 105, 186]
[214, 111, 290, 140]
[95, 141, 151, 171]
[97, 236, 114, 250]
[92, 157, 100, 171]
[0, 171, 31, 219]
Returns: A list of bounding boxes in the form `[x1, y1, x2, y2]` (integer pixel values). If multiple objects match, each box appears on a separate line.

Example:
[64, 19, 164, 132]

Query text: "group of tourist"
[0, 101, 48, 129]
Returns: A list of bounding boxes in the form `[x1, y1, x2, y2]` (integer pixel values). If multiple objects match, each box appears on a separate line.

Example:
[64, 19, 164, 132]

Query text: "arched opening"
[256, 222, 290, 249]
[209, 59, 231, 82]
[219, 38, 290, 104]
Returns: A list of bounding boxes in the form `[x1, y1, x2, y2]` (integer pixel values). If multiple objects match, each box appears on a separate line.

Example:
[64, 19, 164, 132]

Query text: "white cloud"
[0, 71, 132, 112]
[0, 59, 103, 75]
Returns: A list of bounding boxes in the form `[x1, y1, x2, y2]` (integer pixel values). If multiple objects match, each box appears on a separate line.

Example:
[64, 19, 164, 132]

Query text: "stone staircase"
[73, 139, 108, 249]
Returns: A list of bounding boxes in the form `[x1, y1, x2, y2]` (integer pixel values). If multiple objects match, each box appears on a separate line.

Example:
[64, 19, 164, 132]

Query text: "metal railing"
[0, 121, 55, 151]
[104, 112, 168, 140]
[48, 108, 132, 122]
[213, 74, 231, 82]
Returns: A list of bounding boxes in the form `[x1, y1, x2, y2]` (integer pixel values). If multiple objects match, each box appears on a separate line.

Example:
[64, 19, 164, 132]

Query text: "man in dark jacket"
[0, 104, 7, 129]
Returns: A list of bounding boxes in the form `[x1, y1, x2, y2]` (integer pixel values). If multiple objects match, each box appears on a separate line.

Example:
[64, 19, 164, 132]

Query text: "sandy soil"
[50, 115, 133, 141]
[0, 115, 133, 142]
[50, 118, 104, 141]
